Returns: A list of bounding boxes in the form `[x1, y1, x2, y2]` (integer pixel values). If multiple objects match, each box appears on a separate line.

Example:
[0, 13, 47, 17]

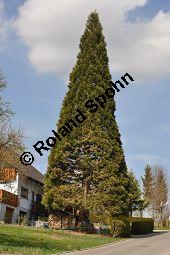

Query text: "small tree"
[153, 166, 168, 226]
[142, 164, 168, 226]
[128, 171, 143, 216]
[0, 70, 24, 182]
[142, 165, 157, 217]
[141, 165, 154, 207]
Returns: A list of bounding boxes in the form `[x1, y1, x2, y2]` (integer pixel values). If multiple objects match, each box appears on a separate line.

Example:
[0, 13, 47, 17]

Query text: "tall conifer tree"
[128, 171, 142, 216]
[43, 12, 131, 222]
[142, 164, 154, 201]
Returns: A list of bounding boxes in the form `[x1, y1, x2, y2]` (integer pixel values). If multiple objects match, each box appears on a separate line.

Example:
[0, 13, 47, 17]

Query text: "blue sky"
[0, 0, 170, 188]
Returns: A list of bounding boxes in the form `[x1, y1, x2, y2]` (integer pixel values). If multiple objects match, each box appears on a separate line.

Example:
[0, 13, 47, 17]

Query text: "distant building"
[168, 200, 170, 219]
[0, 163, 44, 224]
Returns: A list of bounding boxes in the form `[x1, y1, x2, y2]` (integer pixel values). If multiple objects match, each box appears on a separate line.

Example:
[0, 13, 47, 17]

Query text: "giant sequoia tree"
[43, 12, 131, 222]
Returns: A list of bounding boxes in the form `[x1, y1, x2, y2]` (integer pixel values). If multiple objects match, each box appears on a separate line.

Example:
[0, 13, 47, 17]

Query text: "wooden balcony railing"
[0, 168, 17, 183]
[0, 189, 18, 207]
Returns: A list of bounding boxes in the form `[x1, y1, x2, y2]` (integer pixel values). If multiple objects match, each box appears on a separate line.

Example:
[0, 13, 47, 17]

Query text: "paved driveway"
[63, 231, 170, 255]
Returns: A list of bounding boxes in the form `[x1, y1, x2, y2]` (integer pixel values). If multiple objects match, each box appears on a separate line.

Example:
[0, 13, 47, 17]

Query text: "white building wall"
[0, 203, 18, 223]
[0, 173, 43, 223]
[0, 173, 19, 195]
[0, 203, 5, 222]
[18, 177, 43, 213]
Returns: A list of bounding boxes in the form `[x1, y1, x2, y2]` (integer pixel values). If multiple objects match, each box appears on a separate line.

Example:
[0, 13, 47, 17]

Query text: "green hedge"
[89, 214, 154, 237]
[89, 214, 130, 237]
[130, 218, 154, 235]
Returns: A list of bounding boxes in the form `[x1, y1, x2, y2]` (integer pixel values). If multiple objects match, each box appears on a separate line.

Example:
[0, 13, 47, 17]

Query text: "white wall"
[0, 173, 19, 195]
[0, 174, 43, 221]
[18, 176, 43, 213]
[0, 203, 18, 223]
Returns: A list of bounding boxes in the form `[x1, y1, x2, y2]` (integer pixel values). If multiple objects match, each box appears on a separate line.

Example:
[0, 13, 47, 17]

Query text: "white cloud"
[15, 0, 170, 80]
[0, 1, 8, 51]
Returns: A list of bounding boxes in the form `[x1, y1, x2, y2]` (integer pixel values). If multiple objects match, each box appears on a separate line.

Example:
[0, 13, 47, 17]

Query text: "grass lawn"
[155, 227, 170, 230]
[0, 224, 122, 255]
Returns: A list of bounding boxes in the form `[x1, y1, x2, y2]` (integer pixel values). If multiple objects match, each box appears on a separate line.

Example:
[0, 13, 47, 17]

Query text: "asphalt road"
[63, 231, 170, 255]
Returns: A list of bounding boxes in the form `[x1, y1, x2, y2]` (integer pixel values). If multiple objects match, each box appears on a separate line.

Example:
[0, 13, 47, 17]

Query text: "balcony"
[0, 168, 17, 183]
[0, 189, 18, 207]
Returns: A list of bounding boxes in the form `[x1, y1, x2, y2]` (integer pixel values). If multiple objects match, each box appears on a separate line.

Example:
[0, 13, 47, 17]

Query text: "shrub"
[111, 220, 126, 237]
[19, 215, 29, 226]
[108, 216, 131, 238]
[4, 212, 9, 224]
[89, 214, 131, 237]
[79, 222, 95, 234]
[130, 218, 154, 235]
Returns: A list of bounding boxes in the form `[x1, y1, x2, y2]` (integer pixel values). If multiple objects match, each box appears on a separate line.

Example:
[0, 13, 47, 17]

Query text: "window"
[36, 194, 42, 204]
[19, 210, 27, 217]
[32, 191, 35, 202]
[21, 187, 28, 199]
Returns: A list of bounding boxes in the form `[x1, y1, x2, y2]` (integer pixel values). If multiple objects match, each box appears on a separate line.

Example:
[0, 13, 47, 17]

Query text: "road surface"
[63, 231, 170, 255]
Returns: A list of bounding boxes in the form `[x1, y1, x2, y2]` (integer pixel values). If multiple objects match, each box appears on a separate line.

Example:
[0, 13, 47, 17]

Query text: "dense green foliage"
[142, 165, 154, 202]
[43, 11, 131, 223]
[109, 218, 131, 237]
[131, 218, 154, 235]
[128, 171, 143, 216]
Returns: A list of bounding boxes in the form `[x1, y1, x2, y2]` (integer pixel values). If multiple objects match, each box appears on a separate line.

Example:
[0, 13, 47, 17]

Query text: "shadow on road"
[131, 231, 169, 239]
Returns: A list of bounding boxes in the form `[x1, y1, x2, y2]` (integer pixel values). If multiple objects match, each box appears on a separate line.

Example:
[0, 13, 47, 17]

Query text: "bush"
[108, 216, 131, 238]
[110, 220, 126, 237]
[79, 222, 95, 234]
[130, 218, 154, 235]
[19, 215, 29, 226]
[89, 214, 131, 237]
[4, 212, 9, 224]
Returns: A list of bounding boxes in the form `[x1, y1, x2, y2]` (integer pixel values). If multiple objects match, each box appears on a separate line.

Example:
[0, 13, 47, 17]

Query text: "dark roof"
[19, 163, 44, 184]
[16, 152, 44, 184]
[0, 149, 44, 184]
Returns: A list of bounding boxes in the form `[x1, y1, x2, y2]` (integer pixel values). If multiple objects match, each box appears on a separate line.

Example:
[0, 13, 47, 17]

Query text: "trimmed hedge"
[90, 215, 131, 237]
[89, 214, 154, 237]
[130, 218, 154, 235]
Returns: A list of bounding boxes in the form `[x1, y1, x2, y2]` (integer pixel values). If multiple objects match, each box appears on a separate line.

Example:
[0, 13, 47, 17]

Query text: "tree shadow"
[131, 231, 169, 238]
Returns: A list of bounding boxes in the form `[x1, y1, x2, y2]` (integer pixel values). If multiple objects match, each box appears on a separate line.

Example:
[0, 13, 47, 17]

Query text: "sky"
[0, 0, 170, 190]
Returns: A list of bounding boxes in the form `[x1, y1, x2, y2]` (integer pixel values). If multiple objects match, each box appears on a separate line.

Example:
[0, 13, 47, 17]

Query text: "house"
[168, 200, 170, 219]
[0, 162, 44, 224]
